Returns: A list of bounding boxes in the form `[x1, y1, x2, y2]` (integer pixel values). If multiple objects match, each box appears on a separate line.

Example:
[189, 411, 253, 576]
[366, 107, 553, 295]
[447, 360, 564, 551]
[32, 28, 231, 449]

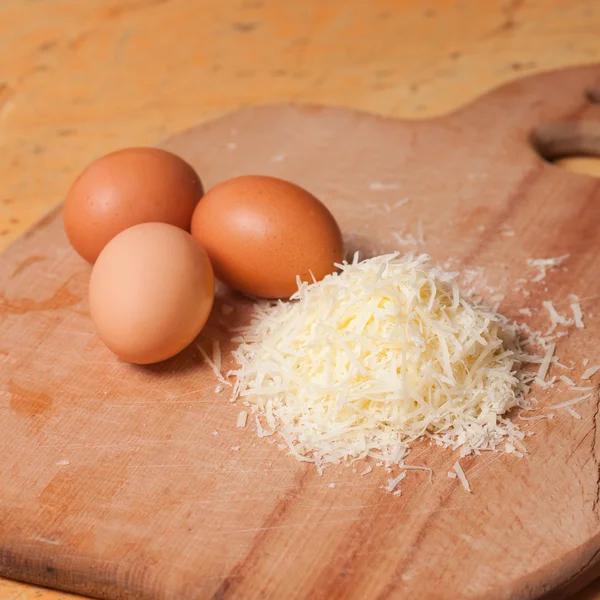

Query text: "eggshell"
[89, 223, 214, 364]
[64, 147, 203, 263]
[190, 175, 344, 299]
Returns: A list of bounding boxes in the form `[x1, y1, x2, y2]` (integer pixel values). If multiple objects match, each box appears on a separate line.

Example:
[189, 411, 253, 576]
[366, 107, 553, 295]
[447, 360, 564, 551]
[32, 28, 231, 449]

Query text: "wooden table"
[1, 1, 600, 598]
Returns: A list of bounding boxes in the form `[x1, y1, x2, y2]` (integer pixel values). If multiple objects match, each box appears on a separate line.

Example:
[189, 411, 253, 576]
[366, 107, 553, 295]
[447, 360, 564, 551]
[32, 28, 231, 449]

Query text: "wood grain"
[1, 64, 600, 599]
[3, 1, 600, 598]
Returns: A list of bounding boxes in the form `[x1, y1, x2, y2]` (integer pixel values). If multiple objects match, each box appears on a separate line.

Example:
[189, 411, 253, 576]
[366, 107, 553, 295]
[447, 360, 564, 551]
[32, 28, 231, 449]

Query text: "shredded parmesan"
[369, 182, 399, 191]
[231, 253, 528, 472]
[569, 295, 584, 329]
[535, 343, 555, 385]
[236, 410, 248, 428]
[548, 393, 593, 410]
[197, 342, 231, 387]
[542, 301, 572, 335]
[582, 365, 600, 380]
[385, 471, 407, 492]
[453, 461, 471, 492]
[526, 255, 569, 282]
[518, 412, 548, 422]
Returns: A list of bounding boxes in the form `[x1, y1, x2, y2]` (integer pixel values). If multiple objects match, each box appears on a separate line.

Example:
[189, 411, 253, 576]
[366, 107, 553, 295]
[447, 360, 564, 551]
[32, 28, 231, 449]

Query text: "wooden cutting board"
[1, 64, 600, 600]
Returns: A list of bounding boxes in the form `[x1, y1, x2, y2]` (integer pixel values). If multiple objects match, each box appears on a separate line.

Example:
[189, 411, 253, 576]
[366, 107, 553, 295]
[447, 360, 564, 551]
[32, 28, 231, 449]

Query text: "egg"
[64, 147, 203, 263]
[89, 223, 214, 364]
[190, 175, 344, 299]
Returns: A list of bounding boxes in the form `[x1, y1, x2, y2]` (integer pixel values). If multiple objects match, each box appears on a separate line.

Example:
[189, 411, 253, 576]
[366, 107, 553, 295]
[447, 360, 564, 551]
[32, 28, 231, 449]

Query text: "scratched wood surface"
[3, 1, 600, 599]
[1, 64, 600, 599]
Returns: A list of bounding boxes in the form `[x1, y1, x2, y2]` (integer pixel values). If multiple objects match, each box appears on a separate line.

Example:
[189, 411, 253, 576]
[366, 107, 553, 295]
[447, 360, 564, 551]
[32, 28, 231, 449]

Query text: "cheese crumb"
[526, 255, 569, 282]
[548, 393, 593, 410]
[582, 365, 600, 380]
[369, 182, 399, 191]
[569, 295, 584, 329]
[535, 343, 556, 385]
[453, 461, 471, 493]
[236, 410, 248, 428]
[542, 301, 572, 335]
[385, 472, 406, 493]
[198, 342, 231, 387]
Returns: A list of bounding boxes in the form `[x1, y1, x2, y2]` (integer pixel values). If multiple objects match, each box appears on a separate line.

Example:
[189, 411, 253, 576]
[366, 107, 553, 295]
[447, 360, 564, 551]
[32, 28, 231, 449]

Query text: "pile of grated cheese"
[230, 253, 530, 472]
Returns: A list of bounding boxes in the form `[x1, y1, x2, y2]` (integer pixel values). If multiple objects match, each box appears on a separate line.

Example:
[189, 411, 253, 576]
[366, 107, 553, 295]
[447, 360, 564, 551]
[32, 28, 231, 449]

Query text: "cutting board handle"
[447, 64, 600, 164]
[532, 119, 600, 160]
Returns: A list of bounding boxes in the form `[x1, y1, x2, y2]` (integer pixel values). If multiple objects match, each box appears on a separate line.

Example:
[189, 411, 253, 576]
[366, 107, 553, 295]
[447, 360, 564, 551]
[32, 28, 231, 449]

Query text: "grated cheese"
[542, 301, 572, 335]
[582, 365, 600, 380]
[518, 412, 549, 421]
[385, 471, 407, 492]
[236, 410, 248, 428]
[548, 393, 593, 410]
[568, 408, 582, 420]
[526, 255, 569, 283]
[230, 253, 529, 473]
[535, 343, 555, 385]
[197, 342, 231, 387]
[369, 182, 399, 191]
[569, 295, 584, 329]
[453, 461, 471, 492]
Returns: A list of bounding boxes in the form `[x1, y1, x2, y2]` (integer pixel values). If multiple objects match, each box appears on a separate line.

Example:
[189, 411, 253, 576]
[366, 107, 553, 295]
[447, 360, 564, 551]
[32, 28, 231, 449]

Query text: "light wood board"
[1, 64, 600, 599]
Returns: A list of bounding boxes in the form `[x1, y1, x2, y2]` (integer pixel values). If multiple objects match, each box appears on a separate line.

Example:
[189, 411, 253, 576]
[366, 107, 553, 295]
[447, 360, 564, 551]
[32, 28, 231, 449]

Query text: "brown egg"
[64, 147, 203, 263]
[190, 175, 344, 299]
[89, 223, 214, 364]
